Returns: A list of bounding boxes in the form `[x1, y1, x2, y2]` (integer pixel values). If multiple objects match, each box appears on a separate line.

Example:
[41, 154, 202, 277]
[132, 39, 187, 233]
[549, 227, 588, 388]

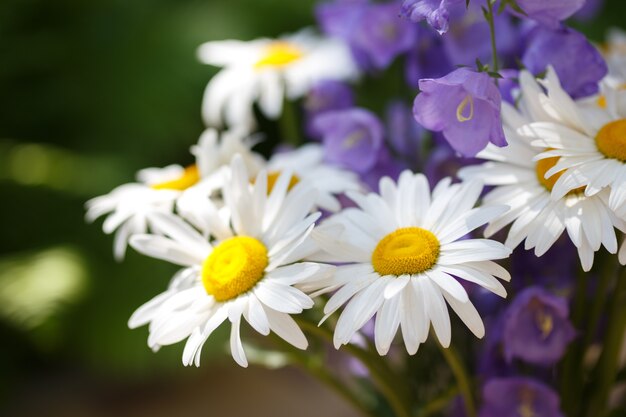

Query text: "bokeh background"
[0, 1, 625, 416]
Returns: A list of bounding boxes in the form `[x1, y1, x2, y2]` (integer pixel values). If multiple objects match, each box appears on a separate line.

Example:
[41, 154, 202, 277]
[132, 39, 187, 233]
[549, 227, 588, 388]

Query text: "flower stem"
[295, 317, 413, 417]
[279, 97, 302, 146]
[585, 266, 626, 416]
[484, 0, 499, 74]
[283, 346, 378, 417]
[438, 344, 477, 417]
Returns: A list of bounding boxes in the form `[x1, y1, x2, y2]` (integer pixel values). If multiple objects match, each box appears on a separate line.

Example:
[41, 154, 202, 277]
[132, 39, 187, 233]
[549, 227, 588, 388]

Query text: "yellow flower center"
[595, 119, 626, 162]
[254, 42, 303, 69]
[456, 95, 474, 122]
[201, 236, 269, 302]
[151, 164, 200, 191]
[372, 227, 440, 276]
[535, 153, 585, 194]
[535, 310, 554, 340]
[535, 155, 564, 192]
[252, 171, 300, 194]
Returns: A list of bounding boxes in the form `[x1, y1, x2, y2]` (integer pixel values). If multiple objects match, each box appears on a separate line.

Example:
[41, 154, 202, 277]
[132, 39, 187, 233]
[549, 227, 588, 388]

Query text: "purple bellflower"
[314, 108, 384, 174]
[405, 25, 452, 88]
[442, 2, 520, 67]
[304, 80, 355, 139]
[412, 67, 506, 157]
[386, 100, 424, 166]
[400, 0, 464, 34]
[502, 287, 576, 366]
[317, 0, 416, 71]
[360, 145, 406, 191]
[479, 377, 565, 417]
[574, 0, 604, 21]
[511, 0, 585, 28]
[522, 25, 608, 98]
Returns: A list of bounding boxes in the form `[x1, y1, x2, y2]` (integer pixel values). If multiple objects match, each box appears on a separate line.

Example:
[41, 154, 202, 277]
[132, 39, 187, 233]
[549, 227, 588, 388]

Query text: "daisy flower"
[514, 68, 626, 222]
[86, 129, 262, 260]
[128, 155, 334, 367]
[266, 143, 362, 212]
[198, 29, 358, 129]
[459, 71, 623, 271]
[311, 171, 511, 355]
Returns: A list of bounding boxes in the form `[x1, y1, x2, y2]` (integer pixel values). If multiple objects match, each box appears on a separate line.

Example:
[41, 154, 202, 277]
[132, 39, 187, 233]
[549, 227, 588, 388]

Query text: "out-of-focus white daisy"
[603, 28, 626, 83]
[514, 68, 626, 224]
[86, 129, 262, 260]
[459, 71, 623, 272]
[310, 171, 511, 355]
[128, 156, 334, 367]
[265, 144, 362, 212]
[198, 29, 358, 129]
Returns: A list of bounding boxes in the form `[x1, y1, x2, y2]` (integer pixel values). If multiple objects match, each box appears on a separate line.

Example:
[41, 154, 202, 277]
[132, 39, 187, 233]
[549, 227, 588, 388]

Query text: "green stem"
[485, 0, 499, 74]
[295, 317, 413, 417]
[560, 267, 588, 416]
[279, 98, 301, 146]
[438, 344, 476, 417]
[586, 267, 626, 416]
[285, 348, 378, 417]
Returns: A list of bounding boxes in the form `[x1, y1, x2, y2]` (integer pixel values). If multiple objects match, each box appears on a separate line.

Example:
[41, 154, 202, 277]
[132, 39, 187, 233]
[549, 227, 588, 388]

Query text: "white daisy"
[603, 28, 626, 84]
[266, 143, 362, 212]
[128, 155, 334, 367]
[460, 70, 623, 272]
[198, 28, 358, 129]
[86, 128, 263, 260]
[310, 171, 511, 355]
[513, 68, 626, 222]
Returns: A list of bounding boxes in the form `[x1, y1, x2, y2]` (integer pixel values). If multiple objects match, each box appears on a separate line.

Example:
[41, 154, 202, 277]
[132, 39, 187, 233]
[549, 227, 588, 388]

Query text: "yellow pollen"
[456, 95, 474, 122]
[372, 227, 440, 276]
[151, 164, 200, 191]
[595, 119, 626, 162]
[535, 310, 554, 339]
[342, 131, 366, 149]
[202, 236, 268, 302]
[254, 42, 303, 69]
[252, 171, 300, 194]
[518, 403, 537, 417]
[597, 95, 607, 109]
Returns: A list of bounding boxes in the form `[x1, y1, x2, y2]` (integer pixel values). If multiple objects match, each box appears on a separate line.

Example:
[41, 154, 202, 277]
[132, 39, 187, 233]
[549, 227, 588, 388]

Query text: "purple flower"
[522, 25, 607, 98]
[497, 69, 520, 105]
[385, 100, 424, 166]
[360, 146, 406, 191]
[511, 0, 585, 28]
[480, 377, 565, 417]
[424, 136, 478, 186]
[405, 25, 452, 87]
[574, 0, 604, 21]
[413, 67, 506, 157]
[502, 287, 576, 366]
[314, 108, 384, 174]
[317, 0, 416, 71]
[442, 2, 520, 67]
[400, 0, 464, 34]
[304, 80, 355, 139]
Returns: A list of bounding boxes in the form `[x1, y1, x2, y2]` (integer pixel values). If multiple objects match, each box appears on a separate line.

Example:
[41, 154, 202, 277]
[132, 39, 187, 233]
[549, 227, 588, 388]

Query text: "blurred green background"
[0, 0, 624, 416]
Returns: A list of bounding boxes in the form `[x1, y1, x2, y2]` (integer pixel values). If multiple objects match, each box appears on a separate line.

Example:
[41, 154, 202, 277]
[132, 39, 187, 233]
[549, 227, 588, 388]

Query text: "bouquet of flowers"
[86, 0, 626, 415]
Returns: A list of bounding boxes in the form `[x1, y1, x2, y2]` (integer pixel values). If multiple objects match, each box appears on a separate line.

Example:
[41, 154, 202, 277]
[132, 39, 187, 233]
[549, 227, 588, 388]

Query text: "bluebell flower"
[502, 287, 576, 366]
[479, 377, 565, 417]
[317, 0, 416, 71]
[400, 0, 464, 34]
[405, 25, 452, 88]
[304, 80, 355, 139]
[512, 0, 585, 28]
[314, 107, 384, 174]
[385, 100, 424, 166]
[442, 2, 520, 67]
[412, 67, 506, 157]
[522, 25, 608, 98]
